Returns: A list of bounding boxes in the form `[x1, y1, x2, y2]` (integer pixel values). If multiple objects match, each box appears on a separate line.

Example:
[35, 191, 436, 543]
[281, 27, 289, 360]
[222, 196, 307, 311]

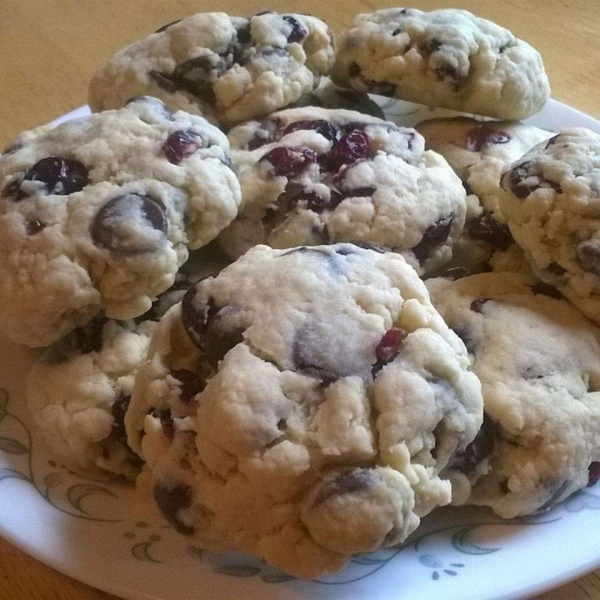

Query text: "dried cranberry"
[530, 281, 564, 299]
[283, 120, 342, 142]
[26, 219, 46, 235]
[448, 416, 495, 475]
[502, 161, 562, 199]
[171, 369, 205, 404]
[470, 298, 491, 313]
[314, 469, 375, 506]
[153, 483, 195, 535]
[259, 146, 317, 177]
[465, 127, 511, 152]
[91, 193, 167, 255]
[111, 394, 131, 446]
[283, 15, 308, 43]
[163, 131, 200, 164]
[181, 291, 218, 349]
[577, 240, 600, 275]
[5, 157, 89, 200]
[467, 212, 513, 250]
[412, 215, 453, 261]
[372, 328, 407, 376]
[588, 462, 600, 487]
[154, 19, 181, 33]
[327, 130, 372, 172]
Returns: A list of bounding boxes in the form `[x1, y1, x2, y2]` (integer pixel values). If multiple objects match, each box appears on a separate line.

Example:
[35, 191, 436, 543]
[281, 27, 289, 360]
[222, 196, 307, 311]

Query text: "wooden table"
[0, 0, 599, 598]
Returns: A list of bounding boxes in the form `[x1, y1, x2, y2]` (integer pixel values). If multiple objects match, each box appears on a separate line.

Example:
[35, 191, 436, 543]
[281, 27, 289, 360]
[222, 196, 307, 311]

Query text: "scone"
[417, 116, 553, 274]
[331, 8, 550, 120]
[126, 243, 483, 578]
[498, 128, 600, 324]
[427, 272, 600, 517]
[89, 11, 335, 126]
[26, 247, 230, 479]
[220, 107, 467, 275]
[0, 96, 240, 347]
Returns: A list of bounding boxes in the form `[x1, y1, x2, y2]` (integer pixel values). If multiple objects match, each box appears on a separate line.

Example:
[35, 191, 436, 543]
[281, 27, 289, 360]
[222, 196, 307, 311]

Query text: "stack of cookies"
[2, 6, 600, 580]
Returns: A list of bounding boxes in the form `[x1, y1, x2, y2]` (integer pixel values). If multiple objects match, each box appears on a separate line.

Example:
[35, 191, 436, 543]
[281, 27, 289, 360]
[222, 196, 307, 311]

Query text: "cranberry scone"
[125, 243, 483, 578]
[89, 11, 335, 126]
[427, 272, 600, 517]
[219, 107, 467, 275]
[0, 96, 240, 347]
[331, 8, 550, 120]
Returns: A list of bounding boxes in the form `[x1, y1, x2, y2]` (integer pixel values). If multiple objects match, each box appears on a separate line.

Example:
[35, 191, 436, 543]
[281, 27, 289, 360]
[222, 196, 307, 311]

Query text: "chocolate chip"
[313, 468, 375, 506]
[465, 127, 511, 152]
[153, 483, 195, 535]
[163, 130, 201, 164]
[282, 120, 342, 143]
[91, 193, 168, 255]
[447, 415, 495, 476]
[236, 21, 252, 44]
[502, 161, 562, 199]
[530, 281, 564, 299]
[588, 462, 600, 487]
[171, 369, 205, 404]
[283, 15, 308, 43]
[181, 291, 219, 350]
[148, 70, 179, 93]
[412, 215, 453, 261]
[467, 212, 514, 250]
[111, 394, 131, 447]
[172, 56, 223, 102]
[203, 308, 245, 367]
[470, 298, 491, 313]
[26, 219, 46, 235]
[372, 328, 408, 376]
[577, 239, 600, 275]
[4, 157, 89, 200]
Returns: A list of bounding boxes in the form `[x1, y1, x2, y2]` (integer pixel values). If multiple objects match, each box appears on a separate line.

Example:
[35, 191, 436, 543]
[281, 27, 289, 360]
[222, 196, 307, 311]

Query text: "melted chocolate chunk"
[181, 290, 219, 350]
[545, 262, 567, 277]
[111, 394, 131, 446]
[412, 215, 453, 262]
[467, 212, 514, 250]
[502, 161, 562, 199]
[153, 483, 195, 535]
[91, 193, 168, 255]
[149, 70, 179, 93]
[172, 56, 223, 102]
[71, 317, 107, 354]
[313, 468, 375, 506]
[447, 415, 495, 476]
[530, 281, 564, 299]
[577, 239, 600, 275]
[4, 157, 89, 200]
[26, 219, 46, 235]
[283, 15, 308, 43]
[203, 309, 245, 367]
[248, 119, 279, 150]
[171, 369, 205, 404]
[465, 126, 511, 152]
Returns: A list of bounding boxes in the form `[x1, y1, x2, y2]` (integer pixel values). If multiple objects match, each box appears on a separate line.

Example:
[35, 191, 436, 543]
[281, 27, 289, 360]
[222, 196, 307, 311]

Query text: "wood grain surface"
[0, 1, 599, 599]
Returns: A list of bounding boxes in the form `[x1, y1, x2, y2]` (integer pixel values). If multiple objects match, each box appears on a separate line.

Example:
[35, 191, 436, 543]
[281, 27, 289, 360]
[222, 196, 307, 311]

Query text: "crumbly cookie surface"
[220, 107, 467, 275]
[0, 97, 240, 347]
[498, 128, 600, 324]
[427, 272, 600, 517]
[26, 248, 228, 478]
[331, 8, 550, 120]
[417, 117, 552, 276]
[126, 243, 482, 577]
[89, 11, 335, 126]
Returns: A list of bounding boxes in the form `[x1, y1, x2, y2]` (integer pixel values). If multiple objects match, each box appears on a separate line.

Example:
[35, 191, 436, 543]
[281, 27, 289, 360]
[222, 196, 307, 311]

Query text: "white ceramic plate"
[1, 98, 600, 600]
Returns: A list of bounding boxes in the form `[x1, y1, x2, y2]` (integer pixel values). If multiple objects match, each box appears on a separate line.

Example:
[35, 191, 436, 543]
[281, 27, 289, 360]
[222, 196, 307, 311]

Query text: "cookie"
[331, 8, 550, 120]
[219, 107, 467, 275]
[26, 246, 229, 479]
[427, 272, 600, 517]
[0, 97, 240, 347]
[417, 117, 553, 276]
[125, 243, 482, 578]
[89, 11, 335, 126]
[497, 128, 600, 324]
